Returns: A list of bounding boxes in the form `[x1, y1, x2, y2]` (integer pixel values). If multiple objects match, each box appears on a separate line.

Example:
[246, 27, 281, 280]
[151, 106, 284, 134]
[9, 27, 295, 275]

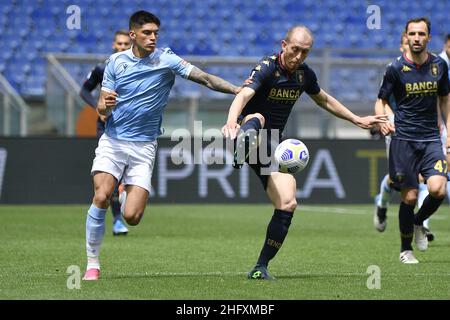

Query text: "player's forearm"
[317, 93, 359, 124]
[203, 73, 238, 94]
[80, 87, 97, 109]
[226, 95, 247, 123]
[374, 99, 392, 116]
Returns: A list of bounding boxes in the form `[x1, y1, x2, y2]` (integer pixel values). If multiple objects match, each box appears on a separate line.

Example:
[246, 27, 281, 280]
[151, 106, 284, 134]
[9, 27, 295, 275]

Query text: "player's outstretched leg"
[418, 183, 435, 242]
[414, 176, 445, 250]
[84, 204, 106, 280]
[398, 189, 418, 263]
[374, 174, 391, 232]
[248, 173, 295, 280]
[120, 185, 148, 226]
[83, 172, 116, 280]
[111, 183, 128, 236]
[233, 114, 264, 169]
[248, 209, 292, 280]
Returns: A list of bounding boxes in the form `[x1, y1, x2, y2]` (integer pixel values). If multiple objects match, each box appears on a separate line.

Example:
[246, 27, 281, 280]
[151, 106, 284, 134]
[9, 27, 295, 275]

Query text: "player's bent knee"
[429, 187, 446, 199]
[124, 212, 144, 226]
[403, 196, 417, 206]
[280, 199, 297, 212]
[246, 113, 265, 127]
[93, 192, 111, 207]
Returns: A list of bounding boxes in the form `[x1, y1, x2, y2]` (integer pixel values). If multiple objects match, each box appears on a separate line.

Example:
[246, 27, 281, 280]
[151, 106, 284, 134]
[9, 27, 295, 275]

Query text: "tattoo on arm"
[188, 67, 237, 94]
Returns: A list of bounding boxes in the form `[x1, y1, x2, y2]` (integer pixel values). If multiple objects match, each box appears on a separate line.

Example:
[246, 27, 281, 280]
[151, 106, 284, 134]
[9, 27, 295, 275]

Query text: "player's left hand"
[355, 114, 388, 129]
[222, 122, 241, 139]
[99, 114, 108, 122]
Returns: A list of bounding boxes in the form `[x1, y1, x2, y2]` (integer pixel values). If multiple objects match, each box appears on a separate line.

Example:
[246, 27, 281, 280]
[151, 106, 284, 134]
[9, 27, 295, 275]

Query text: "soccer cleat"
[232, 129, 258, 169]
[82, 268, 100, 280]
[247, 264, 275, 280]
[373, 195, 387, 232]
[414, 225, 428, 251]
[423, 227, 434, 242]
[399, 250, 419, 264]
[113, 219, 128, 236]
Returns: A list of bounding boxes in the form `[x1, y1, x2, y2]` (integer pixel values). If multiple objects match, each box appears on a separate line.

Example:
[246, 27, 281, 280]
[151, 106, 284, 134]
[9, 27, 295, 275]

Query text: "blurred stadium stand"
[0, 0, 449, 137]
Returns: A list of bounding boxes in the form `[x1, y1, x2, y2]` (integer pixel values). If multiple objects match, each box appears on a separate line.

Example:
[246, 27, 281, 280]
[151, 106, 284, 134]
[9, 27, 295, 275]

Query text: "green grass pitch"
[1, 204, 449, 299]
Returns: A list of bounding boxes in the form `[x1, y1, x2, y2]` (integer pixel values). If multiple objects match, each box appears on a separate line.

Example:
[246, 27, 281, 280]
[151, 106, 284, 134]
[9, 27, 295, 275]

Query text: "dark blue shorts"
[389, 139, 448, 190]
[237, 115, 274, 190]
[247, 142, 273, 191]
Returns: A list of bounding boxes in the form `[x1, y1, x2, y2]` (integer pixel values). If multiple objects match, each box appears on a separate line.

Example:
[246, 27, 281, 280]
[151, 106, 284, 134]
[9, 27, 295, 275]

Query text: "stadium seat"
[1, 0, 448, 96]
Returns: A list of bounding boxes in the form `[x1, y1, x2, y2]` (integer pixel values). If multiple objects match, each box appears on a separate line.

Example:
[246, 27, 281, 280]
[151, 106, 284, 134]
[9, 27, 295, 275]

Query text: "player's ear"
[129, 30, 136, 41]
[281, 39, 287, 51]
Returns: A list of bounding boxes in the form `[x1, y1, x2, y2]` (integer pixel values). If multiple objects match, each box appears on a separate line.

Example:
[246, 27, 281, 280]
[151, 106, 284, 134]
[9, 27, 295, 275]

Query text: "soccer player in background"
[79, 30, 131, 236]
[83, 10, 245, 281]
[439, 34, 450, 68]
[222, 25, 387, 280]
[375, 17, 450, 264]
[373, 32, 436, 241]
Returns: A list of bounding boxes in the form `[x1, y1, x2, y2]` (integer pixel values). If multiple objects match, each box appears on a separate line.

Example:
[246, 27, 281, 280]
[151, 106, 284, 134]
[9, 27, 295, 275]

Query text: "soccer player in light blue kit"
[83, 11, 242, 280]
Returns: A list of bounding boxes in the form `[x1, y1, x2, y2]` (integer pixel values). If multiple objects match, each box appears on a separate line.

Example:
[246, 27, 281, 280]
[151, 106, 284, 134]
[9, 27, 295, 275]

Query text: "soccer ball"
[274, 139, 309, 174]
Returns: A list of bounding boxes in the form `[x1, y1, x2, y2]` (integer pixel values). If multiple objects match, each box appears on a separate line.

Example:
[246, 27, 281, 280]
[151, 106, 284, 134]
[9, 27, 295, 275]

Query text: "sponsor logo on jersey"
[430, 63, 439, 77]
[268, 88, 300, 101]
[405, 81, 438, 96]
[401, 65, 411, 72]
[295, 70, 304, 84]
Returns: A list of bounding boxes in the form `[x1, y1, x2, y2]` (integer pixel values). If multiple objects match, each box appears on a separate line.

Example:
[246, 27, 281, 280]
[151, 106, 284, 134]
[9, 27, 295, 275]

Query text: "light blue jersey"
[101, 47, 194, 141]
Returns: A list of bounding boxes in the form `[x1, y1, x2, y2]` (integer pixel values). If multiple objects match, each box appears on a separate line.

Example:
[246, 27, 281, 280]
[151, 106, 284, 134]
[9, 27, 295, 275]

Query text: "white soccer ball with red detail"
[274, 139, 309, 174]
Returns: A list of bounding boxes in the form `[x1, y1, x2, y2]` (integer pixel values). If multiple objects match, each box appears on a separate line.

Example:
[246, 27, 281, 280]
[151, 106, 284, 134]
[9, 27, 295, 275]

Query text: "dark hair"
[400, 30, 406, 44]
[129, 11, 160, 30]
[445, 34, 450, 42]
[405, 17, 431, 35]
[114, 29, 129, 39]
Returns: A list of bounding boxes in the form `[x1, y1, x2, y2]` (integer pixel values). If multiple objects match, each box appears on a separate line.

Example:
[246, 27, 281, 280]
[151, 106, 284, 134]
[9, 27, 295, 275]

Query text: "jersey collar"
[403, 52, 431, 69]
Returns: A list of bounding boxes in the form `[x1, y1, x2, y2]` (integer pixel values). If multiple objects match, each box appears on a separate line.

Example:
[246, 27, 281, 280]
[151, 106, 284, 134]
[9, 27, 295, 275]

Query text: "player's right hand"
[104, 91, 118, 109]
[221, 122, 241, 140]
[379, 121, 395, 136]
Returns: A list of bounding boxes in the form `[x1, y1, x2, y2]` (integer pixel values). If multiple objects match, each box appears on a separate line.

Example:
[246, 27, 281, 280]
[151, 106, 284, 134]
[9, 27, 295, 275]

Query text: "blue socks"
[86, 204, 106, 260]
[110, 186, 122, 223]
[377, 174, 392, 208]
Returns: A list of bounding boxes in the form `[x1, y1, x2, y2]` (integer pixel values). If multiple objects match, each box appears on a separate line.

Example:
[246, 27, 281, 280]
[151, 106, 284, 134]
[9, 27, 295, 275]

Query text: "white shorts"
[384, 114, 395, 159]
[91, 133, 157, 193]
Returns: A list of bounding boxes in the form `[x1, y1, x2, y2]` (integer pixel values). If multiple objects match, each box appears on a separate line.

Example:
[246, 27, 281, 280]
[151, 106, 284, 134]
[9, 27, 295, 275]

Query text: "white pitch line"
[36, 271, 450, 278]
[300, 205, 448, 219]
[300, 206, 369, 215]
